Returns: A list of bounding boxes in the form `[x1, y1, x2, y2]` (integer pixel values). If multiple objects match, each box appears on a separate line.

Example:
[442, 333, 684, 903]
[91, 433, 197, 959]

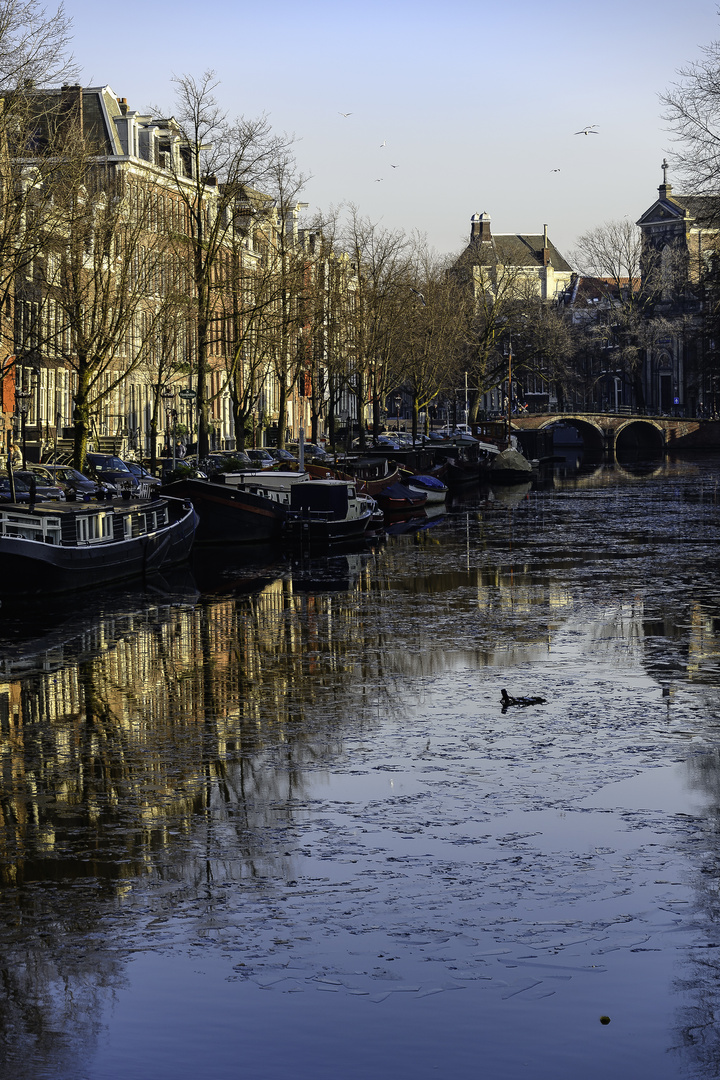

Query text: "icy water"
[2, 456, 720, 1079]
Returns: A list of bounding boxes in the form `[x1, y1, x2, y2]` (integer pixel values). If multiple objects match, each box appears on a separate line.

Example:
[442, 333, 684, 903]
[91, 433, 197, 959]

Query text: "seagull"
[410, 287, 426, 304]
[379, 140, 386, 147]
[390, 164, 399, 168]
[375, 178, 384, 182]
[339, 111, 352, 117]
[550, 168, 560, 172]
[574, 125, 598, 135]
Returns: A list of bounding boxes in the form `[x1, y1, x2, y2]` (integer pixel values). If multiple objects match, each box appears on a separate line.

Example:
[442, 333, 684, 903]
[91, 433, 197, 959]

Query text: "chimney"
[470, 212, 492, 242]
[119, 97, 128, 116]
[542, 224, 551, 266]
[59, 83, 83, 130]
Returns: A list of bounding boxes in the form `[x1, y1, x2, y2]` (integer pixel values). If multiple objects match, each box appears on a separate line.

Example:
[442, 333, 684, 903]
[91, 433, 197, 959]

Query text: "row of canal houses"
[0, 82, 717, 465]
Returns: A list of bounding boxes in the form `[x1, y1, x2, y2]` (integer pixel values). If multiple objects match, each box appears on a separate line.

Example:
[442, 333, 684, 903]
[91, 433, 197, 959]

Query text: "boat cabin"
[0, 499, 172, 546]
[290, 479, 359, 520]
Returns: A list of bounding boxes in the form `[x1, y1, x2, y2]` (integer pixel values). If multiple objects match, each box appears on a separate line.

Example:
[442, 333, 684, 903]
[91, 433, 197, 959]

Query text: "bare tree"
[158, 70, 291, 457]
[260, 155, 312, 449]
[451, 243, 530, 420]
[0, 1, 76, 419]
[214, 186, 286, 450]
[394, 242, 463, 439]
[338, 207, 411, 449]
[662, 38, 720, 204]
[572, 219, 677, 410]
[19, 123, 168, 467]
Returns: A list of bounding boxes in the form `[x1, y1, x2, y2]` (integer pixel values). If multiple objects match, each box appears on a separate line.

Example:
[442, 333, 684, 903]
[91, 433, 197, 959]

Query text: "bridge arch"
[613, 419, 665, 461]
[526, 416, 606, 456]
[514, 413, 667, 461]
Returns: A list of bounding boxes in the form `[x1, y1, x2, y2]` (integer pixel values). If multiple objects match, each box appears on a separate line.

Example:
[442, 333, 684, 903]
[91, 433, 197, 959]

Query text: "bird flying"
[379, 140, 386, 147]
[339, 111, 352, 117]
[390, 164, 399, 168]
[574, 125, 598, 135]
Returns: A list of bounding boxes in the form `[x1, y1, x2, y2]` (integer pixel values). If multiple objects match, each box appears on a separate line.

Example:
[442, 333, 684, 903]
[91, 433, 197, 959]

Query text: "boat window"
[77, 513, 113, 543]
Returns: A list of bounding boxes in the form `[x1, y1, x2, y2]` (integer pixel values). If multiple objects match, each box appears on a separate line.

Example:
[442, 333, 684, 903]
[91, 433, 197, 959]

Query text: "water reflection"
[2, 456, 720, 1077]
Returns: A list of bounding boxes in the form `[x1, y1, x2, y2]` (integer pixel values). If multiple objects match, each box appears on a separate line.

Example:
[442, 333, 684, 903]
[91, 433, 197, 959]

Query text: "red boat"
[375, 481, 427, 517]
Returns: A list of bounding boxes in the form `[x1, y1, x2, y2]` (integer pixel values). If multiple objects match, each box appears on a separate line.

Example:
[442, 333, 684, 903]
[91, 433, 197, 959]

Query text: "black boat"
[0, 494, 197, 596]
[161, 472, 304, 544]
[285, 479, 375, 544]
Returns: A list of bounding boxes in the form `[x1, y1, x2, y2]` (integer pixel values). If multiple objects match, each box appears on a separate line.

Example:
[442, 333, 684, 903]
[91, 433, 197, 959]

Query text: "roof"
[458, 233, 573, 274]
[637, 186, 720, 230]
[494, 234, 573, 273]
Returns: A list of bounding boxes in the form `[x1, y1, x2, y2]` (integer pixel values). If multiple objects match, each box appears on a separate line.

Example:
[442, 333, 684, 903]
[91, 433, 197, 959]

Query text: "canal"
[2, 455, 720, 1079]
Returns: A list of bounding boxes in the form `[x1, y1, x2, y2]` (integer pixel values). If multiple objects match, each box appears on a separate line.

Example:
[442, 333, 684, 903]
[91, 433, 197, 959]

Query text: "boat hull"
[288, 508, 374, 544]
[286, 479, 375, 544]
[0, 498, 197, 596]
[161, 478, 288, 544]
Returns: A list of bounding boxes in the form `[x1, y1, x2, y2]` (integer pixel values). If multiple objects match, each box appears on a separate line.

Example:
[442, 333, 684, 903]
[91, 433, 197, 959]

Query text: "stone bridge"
[511, 412, 720, 458]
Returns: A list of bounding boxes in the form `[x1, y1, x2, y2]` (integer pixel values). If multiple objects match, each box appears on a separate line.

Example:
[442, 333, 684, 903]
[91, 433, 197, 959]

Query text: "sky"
[64, 0, 720, 266]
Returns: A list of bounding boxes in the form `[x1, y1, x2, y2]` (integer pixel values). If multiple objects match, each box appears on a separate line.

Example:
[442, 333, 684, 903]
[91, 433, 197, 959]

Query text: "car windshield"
[93, 457, 130, 473]
[0, 475, 29, 490]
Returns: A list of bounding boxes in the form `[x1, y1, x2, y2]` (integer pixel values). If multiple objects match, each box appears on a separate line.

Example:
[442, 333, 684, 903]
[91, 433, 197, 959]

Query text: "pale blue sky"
[67, 0, 720, 263]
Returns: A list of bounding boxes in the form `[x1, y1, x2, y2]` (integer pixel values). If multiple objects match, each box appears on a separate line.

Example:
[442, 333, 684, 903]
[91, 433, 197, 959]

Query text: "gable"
[637, 199, 686, 228]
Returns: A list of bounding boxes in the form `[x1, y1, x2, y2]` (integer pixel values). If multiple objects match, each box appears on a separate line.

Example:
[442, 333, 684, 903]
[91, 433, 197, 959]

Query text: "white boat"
[404, 474, 449, 505]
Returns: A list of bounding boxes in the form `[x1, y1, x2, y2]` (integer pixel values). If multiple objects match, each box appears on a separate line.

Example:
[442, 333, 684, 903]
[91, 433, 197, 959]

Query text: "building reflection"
[1, 462, 720, 1073]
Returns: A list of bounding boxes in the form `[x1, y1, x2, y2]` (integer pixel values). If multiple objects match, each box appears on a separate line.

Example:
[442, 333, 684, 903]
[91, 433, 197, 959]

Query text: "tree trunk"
[277, 379, 288, 449]
[72, 362, 92, 470]
[356, 371, 366, 451]
[327, 374, 336, 449]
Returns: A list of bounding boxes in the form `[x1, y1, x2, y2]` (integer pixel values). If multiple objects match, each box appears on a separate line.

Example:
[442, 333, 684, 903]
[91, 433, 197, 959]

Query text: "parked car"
[245, 449, 276, 469]
[288, 442, 334, 463]
[123, 461, 161, 489]
[39, 463, 113, 499]
[0, 474, 30, 502]
[267, 447, 299, 465]
[353, 434, 402, 451]
[84, 453, 139, 492]
[14, 468, 65, 501]
[198, 451, 252, 475]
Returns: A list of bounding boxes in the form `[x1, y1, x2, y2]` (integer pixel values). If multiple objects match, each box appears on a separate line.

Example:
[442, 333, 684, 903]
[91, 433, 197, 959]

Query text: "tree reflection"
[671, 748, 720, 1076]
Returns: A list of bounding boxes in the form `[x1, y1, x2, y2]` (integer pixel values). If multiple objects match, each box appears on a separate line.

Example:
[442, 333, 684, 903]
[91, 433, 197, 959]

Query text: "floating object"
[600, 1016, 611, 1025]
[501, 688, 546, 711]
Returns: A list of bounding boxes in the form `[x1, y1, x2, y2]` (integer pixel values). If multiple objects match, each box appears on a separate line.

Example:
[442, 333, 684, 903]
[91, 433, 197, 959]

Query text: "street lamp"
[15, 389, 32, 467]
[178, 389, 195, 456]
[394, 393, 402, 431]
[161, 388, 176, 470]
